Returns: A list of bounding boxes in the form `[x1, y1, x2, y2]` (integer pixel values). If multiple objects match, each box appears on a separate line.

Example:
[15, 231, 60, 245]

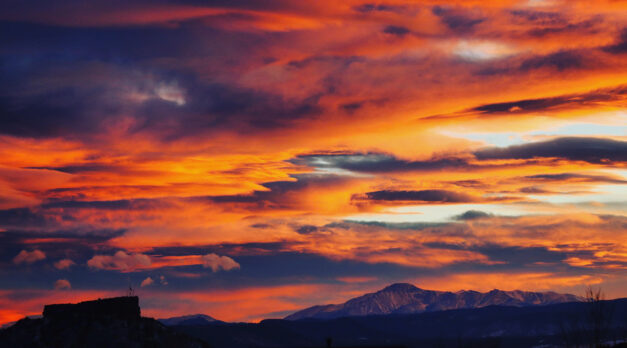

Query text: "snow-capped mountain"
[285, 283, 582, 320]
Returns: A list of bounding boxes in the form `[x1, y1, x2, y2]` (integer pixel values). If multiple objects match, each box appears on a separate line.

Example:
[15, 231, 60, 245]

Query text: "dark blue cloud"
[474, 137, 627, 164]
[453, 210, 493, 221]
[519, 51, 587, 71]
[432, 6, 485, 34]
[295, 136, 626, 176]
[339, 102, 364, 113]
[509, 10, 603, 38]
[524, 173, 626, 184]
[353, 4, 407, 13]
[383, 25, 410, 37]
[468, 86, 627, 114]
[286, 55, 364, 69]
[149, 242, 294, 257]
[340, 221, 445, 230]
[0, 208, 51, 229]
[294, 225, 318, 235]
[364, 189, 477, 203]
[477, 49, 596, 76]
[604, 28, 627, 54]
[467, 244, 567, 266]
[509, 10, 567, 26]
[526, 19, 600, 38]
[28, 164, 122, 174]
[0, 67, 324, 140]
[41, 198, 171, 210]
[249, 223, 272, 229]
[0, 20, 324, 140]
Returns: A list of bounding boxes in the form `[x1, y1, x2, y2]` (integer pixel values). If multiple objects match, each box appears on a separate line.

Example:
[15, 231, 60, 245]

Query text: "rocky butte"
[0, 296, 209, 348]
[43, 296, 141, 322]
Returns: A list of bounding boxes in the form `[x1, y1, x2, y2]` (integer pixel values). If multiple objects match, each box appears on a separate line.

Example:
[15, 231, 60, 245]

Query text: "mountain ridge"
[159, 314, 221, 326]
[285, 282, 583, 320]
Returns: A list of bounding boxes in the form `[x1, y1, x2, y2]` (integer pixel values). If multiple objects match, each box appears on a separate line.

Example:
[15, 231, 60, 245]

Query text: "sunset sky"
[1, 0, 626, 325]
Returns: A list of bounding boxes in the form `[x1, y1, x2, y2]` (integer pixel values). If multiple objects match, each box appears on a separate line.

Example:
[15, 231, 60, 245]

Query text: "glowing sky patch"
[154, 82, 186, 106]
[453, 40, 518, 61]
[344, 203, 546, 224]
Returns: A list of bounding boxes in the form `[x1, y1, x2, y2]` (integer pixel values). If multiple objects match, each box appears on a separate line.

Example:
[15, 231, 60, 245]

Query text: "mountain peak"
[380, 283, 421, 292]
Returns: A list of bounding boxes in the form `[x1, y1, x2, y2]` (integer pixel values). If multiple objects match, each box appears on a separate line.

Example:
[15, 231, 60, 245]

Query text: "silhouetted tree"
[584, 285, 614, 348]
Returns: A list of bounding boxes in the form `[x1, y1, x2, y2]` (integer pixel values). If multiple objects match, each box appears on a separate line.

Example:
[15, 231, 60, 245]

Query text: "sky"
[0, 0, 626, 325]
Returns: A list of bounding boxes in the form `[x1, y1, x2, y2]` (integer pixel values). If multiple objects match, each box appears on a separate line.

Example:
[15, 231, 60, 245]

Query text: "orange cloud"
[53, 259, 76, 270]
[53, 279, 71, 290]
[13, 250, 46, 265]
[87, 251, 151, 272]
[415, 272, 604, 294]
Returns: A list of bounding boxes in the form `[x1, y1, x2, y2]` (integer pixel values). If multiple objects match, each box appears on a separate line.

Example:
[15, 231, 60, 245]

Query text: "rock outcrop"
[0, 296, 210, 348]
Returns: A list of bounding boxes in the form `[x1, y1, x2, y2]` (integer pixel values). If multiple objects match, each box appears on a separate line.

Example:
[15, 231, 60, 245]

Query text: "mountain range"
[174, 299, 627, 348]
[285, 283, 583, 320]
[4, 288, 625, 348]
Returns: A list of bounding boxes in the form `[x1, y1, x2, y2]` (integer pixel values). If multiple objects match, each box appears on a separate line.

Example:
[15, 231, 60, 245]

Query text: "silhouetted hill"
[173, 299, 627, 348]
[286, 283, 582, 320]
[0, 296, 210, 348]
[160, 314, 222, 326]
